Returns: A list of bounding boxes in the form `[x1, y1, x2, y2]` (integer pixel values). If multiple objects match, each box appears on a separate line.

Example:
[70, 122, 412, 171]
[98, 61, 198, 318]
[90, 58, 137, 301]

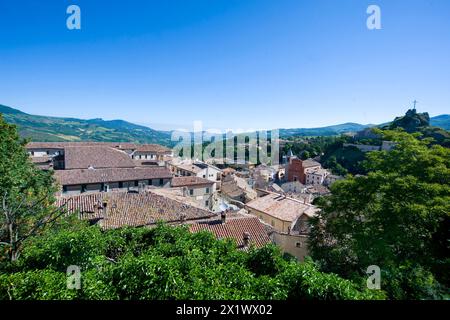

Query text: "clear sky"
[0, 0, 449, 131]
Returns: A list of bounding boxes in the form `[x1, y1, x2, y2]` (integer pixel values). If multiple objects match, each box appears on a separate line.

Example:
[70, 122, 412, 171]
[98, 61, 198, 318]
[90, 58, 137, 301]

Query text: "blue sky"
[0, 0, 449, 131]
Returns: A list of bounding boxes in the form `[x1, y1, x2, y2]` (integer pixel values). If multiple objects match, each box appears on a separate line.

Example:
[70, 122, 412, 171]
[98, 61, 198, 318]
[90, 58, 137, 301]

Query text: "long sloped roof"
[64, 146, 136, 169]
[57, 190, 214, 229]
[54, 167, 172, 185]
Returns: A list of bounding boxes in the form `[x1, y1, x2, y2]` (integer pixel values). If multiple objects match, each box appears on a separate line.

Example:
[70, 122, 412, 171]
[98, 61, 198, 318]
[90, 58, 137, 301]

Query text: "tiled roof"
[305, 168, 330, 177]
[54, 167, 173, 186]
[132, 144, 172, 153]
[245, 193, 319, 222]
[189, 216, 271, 248]
[57, 190, 214, 229]
[30, 156, 52, 163]
[222, 167, 236, 174]
[306, 185, 331, 195]
[64, 146, 136, 169]
[26, 142, 171, 154]
[171, 176, 214, 187]
[148, 187, 210, 209]
[172, 163, 203, 174]
[302, 159, 322, 168]
[221, 175, 257, 199]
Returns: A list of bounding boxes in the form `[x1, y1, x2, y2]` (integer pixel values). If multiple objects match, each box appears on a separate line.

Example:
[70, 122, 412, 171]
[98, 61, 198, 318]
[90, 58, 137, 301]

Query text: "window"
[203, 174, 206, 178]
[81, 185, 87, 193]
[189, 189, 194, 196]
[63, 186, 68, 193]
[148, 179, 152, 185]
[205, 200, 209, 207]
[296, 242, 302, 248]
[159, 178, 164, 185]
[134, 181, 139, 187]
[205, 187, 210, 194]
[119, 182, 123, 188]
[271, 220, 275, 227]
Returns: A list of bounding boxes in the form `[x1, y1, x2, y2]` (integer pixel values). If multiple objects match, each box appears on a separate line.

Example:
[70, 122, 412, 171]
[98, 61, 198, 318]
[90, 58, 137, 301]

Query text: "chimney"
[221, 211, 226, 224]
[243, 232, 250, 247]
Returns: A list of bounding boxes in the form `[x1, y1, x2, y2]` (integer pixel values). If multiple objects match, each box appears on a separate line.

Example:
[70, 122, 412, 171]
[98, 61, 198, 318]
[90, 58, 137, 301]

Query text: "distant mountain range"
[1, 104, 449, 145]
[0, 104, 173, 146]
[429, 114, 450, 130]
[278, 123, 372, 138]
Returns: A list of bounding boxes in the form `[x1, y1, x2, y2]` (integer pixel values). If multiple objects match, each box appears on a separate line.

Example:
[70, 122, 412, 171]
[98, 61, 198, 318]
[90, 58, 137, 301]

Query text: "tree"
[309, 129, 449, 299]
[301, 151, 310, 160]
[0, 218, 382, 300]
[0, 114, 63, 262]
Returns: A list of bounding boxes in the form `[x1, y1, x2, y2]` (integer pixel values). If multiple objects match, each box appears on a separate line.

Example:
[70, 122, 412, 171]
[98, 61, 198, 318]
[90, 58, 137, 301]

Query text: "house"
[54, 167, 173, 195]
[220, 174, 257, 205]
[280, 181, 307, 194]
[245, 192, 319, 260]
[57, 189, 214, 230]
[324, 174, 344, 186]
[287, 158, 321, 184]
[305, 168, 330, 185]
[251, 165, 278, 189]
[222, 167, 236, 177]
[170, 176, 216, 210]
[26, 142, 172, 170]
[189, 211, 271, 249]
[169, 160, 222, 183]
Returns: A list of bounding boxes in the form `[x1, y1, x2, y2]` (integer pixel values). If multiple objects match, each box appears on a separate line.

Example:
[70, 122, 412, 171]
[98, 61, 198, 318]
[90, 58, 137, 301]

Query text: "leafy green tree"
[301, 151, 311, 160]
[0, 217, 381, 300]
[309, 129, 449, 299]
[0, 114, 62, 263]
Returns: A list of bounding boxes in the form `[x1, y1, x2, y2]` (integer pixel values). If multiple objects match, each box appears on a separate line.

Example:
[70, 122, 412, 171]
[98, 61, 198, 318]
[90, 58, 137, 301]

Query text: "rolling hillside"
[430, 114, 450, 130]
[1, 104, 449, 143]
[0, 104, 173, 146]
[279, 122, 370, 137]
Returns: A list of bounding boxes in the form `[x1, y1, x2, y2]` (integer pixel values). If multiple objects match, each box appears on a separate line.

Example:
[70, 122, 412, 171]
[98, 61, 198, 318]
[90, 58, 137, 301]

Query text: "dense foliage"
[0, 114, 57, 262]
[309, 130, 450, 299]
[0, 218, 384, 300]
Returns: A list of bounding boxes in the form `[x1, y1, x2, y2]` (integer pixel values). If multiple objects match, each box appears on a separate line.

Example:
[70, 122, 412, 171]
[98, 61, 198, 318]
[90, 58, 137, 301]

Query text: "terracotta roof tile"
[171, 176, 215, 187]
[54, 167, 173, 186]
[245, 193, 319, 222]
[26, 142, 171, 154]
[64, 146, 135, 169]
[57, 190, 214, 229]
[189, 216, 271, 248]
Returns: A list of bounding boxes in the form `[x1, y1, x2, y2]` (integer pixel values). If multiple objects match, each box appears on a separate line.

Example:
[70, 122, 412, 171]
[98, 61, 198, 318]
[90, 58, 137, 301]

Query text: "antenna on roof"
[413, 100, 418, 110]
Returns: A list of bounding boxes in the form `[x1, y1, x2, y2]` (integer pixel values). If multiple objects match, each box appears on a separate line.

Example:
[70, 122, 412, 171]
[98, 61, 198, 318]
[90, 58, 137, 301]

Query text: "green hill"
[1, 103, 449, 145]
[430, 114, 450, 130]
[0, 104, 173, 146]
[382, 109, 450, 147]
[279, 122, 369, 137]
